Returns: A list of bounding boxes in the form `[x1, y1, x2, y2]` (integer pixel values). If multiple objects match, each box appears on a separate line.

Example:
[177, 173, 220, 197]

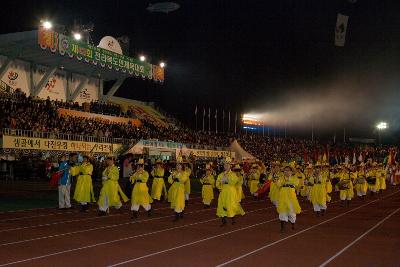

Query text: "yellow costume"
[216, 170, 245, 218]
[339, 171, 354, 201]
[310, 173, 327, 213]
[73, 162, 95, 204]
[366, 168, 379, 193]
[200, 173, 215, 206]
[130, 170, 153, 211]
[294, 170, 305, 195]
[168, 170, 189, 213]
[184, 167, 191, 201]
[277, 175, 301, 222]
[268, 171, 282, 206]
[354, 170, 368, 197]
[98, 165, 129, 212]
[235, 172, 246, 201]
[301, 167, 314, 198]
[248, 166, 260, 195]
[376, 167, 387, 191]
[322, 168, 332, 202]
[151, 167, 166, 200]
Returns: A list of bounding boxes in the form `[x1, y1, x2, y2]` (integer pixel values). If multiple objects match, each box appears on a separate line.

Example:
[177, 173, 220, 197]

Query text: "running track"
[0, 188, 399, 267]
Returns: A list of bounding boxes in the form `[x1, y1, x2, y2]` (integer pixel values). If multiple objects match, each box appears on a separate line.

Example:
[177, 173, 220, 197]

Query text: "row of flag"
[194, 106, 239, 133]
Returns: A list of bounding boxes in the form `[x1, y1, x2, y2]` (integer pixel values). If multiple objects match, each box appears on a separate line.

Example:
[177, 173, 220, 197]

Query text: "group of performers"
[54, 153, 395, 232]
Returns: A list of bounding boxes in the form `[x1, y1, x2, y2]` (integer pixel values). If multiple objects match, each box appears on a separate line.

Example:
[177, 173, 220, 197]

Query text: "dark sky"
[1, 0, 400, 140]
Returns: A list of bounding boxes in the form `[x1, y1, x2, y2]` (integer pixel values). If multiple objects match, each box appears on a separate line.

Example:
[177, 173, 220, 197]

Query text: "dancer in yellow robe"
[151, 159, 167, 201]
[200, 164, 215, 208]
[277, 164, 301, 232]
[248, 164, 260, 197]
[366, 163, 380, 195]
[73, 155, 95, 212]
[338, 165, 354, 207]
[294, 166, 305, 196]
[301, 164, 314, 199]
[130, 159, 153, 219]
[168, 158, 189, 221]
[216, 157, 245, 226]
[268, 161, 283, 206]
[98, 157, 129, 216]
[233, 164, 245, 202]
[354, 163, 368, 199]
[376, 163, 387, 192]
[310, 163, 327, 216]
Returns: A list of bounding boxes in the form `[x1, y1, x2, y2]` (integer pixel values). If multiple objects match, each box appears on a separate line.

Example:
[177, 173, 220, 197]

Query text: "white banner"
[37, 73, 67, 101]
[71, 75, 99, 104]
[0, 59, 30, 96]
[335, 13, 349, 47]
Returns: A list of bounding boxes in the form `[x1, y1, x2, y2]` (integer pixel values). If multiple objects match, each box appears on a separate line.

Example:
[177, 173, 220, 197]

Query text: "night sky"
[1, 0, 400, 141]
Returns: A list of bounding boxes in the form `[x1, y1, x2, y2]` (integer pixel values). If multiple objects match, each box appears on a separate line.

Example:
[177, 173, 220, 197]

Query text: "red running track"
[0, 188, 399, 267]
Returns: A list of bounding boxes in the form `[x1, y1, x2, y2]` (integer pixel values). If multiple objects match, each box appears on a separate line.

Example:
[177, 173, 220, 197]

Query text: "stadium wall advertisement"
[2, 135, 121, 154]
[0, 58, 31, 96]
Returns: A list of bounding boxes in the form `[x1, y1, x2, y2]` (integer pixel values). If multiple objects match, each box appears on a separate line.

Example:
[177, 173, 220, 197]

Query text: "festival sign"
[180, 148, 235, 158]
[2, 135, 121, 154]
[37, 27, 164, 81]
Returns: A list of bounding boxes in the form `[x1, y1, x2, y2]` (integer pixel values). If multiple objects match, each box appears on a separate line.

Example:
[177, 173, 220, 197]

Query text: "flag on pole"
[234, 112, 237, 134]
[228, 111, 231, 132]
[194, 105, 197, 115]
[215, 109, 218, 133]
[202, 107, 205, 131]
[208, 107, 211, 131]
[335, 13, 349, 47]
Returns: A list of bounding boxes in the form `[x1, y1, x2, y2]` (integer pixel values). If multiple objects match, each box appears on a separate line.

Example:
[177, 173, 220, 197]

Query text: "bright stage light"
[42, 21, 52, 30]
[376, 122, 387, 130]
[139, 55, 146, 62]
[160, 62, 166, 68]
[73, 32, 82, 40]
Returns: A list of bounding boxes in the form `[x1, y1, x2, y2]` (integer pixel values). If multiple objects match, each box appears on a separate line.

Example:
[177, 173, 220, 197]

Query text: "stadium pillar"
[104, 77, 126, 100]
[69, 77, 89, 102]
[32, 66, 58, 96]
[0, 57, 12, 80]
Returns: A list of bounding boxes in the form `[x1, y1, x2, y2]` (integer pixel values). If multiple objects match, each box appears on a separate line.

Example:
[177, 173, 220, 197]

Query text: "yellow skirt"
[217, 185, 245, 218]
[310, 184, 327, 206]
[202, 185, 214, 204]
[236, 185, 245, 201]
[151, 178, 165, 200]
[184, 179, 191, 194]
[98, 180, 129, 207]
[249, 180, 259, 194]
[170, 183, 186, 211]
[269, 182, 280, 202]
[73, 174, 95, 203]
[277, 187, 301, 215]
[131, 183, 153, 206]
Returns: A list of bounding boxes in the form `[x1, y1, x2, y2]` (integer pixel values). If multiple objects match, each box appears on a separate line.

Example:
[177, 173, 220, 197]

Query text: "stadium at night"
[0, 1, 399, 266]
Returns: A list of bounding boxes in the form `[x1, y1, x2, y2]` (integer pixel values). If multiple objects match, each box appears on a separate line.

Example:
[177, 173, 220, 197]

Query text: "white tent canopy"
[229, 139, 256, 161]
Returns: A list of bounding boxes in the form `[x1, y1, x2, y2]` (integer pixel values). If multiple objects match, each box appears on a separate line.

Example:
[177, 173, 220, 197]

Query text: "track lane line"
[0, 206, 271, 267]
[215, 191, 400, 267]
[318, 206, 400, 267]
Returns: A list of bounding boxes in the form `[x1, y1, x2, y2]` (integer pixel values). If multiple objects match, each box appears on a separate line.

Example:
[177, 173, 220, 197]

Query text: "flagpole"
[202, 108, 205, 132]
[234, 112, 237, 134]
[228, 111, 231, 133]
[195, 106, 198, 131]
[222, 110, 225, 133]
[215, 109, 218, 134]
[208, 107, 211, 132]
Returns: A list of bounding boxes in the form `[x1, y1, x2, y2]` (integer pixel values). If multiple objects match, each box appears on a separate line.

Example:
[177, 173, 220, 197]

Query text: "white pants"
[279, 213, 296, 223]
[131, 204, 151, 211]
[357, 190, 367, 197]
[271, 200, 278, 207]
[58, 185, 71, 208]
[175, 208, 183, 213]
[98, 195, 122, 212]
[313, 204, 327, 212]
[185, 194, 189, 201]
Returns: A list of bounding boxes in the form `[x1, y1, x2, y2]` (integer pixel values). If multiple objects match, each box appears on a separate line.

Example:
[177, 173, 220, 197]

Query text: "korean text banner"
[2, 135, 121, 154]
[38, 27, 161, 81]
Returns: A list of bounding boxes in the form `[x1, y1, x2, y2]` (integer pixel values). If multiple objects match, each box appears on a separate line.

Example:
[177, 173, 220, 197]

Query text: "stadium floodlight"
[160, 62, 166, 68]
[42, 21, 52, 30]
[73, 32, 82, 40]
[376, 122, 387, 130]
[139, 55, 146, 62]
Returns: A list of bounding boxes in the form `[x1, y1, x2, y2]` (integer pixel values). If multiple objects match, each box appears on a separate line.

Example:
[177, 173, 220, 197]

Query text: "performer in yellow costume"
[216, 157, 245, 226]
[73, 155, 95, 212]
[233, 164, 245, 202]
[200, 164, 215, 208]
[338, 165, 354, 207]
[376, 163, 387, 192]
[310, 163, 327, 216]
[354, 163, 368, 199]
[277, 164, 301, 233]
[301, 164, 314, 199]
[184, 161, 192, 203]
[130, 159, 153, 218]
[151, 159, 167, 201]
[322, 163, 332, 202]
[268, 161, 282, 206]
[366, 163, 380, 195]
[98, 157, 129, 216]
[168, 158, 189, 221]
[248, 164, 260, 197]
[294, 166, 305, 196]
